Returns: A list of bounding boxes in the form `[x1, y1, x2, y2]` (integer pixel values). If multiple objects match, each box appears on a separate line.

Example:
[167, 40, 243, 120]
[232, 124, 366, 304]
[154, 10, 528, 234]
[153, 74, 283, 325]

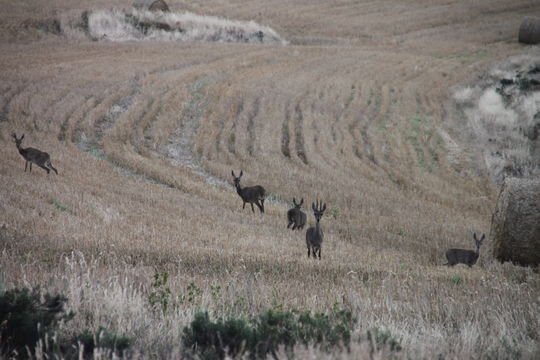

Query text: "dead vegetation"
[0, 0, 539, 358]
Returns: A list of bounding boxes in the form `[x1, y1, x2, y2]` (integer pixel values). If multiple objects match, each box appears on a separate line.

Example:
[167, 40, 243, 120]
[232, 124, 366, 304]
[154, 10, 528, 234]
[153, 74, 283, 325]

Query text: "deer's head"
[293, 198, 304, 209]
[11, 132, 24, 148]
[312, 200, 326, 223]
[231, 170, 243, 188]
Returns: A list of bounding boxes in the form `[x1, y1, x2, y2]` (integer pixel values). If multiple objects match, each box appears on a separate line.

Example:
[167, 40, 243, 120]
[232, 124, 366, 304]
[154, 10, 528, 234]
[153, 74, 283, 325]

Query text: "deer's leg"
[48, 161, 58, 175]
[243, 201, 246, 209]
[260, 199, 265, 213]
[37, 163, 50, 174]
[318, 248, 321, 260]
[307, 247, 310, 258]
[255, 201, 264, 213]
[25, 161, 28, 172]
[250, 203, 255, 213]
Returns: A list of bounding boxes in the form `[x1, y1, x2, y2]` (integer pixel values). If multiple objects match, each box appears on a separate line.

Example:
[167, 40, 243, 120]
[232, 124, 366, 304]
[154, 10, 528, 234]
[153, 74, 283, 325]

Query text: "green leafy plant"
[186, 282, 202, 304]
[179, 281, 202, 306]
[148, 272, 172, 313]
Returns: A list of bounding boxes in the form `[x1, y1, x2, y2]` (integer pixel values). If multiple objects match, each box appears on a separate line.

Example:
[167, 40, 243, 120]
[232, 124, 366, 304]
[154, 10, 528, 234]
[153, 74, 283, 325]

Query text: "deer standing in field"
[287, 197, 306, 230]
[444, 233, 485, 267]
[231, 170, 266, 213]
[306, 200, 326, 259]
[12, 132, 58, 175]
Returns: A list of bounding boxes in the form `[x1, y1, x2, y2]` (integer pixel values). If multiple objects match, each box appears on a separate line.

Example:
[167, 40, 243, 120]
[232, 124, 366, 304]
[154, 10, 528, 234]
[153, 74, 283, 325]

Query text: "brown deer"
[287, 197, 306, 230]
[306, 200, 326, 259]
[445, 233, 485, 267]
[12, 133, 58, 175]
[231, 170, 266, 213]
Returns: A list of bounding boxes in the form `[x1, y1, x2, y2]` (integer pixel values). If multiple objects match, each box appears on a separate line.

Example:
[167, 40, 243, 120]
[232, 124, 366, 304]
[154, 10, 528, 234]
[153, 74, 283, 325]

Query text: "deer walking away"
[287, 197, 306, 230]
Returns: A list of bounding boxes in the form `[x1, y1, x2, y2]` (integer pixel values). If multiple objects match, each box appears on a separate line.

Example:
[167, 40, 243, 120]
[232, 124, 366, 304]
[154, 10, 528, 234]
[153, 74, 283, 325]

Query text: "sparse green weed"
[148, 272, 172, 313]
[52, 200, 70, 213]
[450, 274, 463, 285]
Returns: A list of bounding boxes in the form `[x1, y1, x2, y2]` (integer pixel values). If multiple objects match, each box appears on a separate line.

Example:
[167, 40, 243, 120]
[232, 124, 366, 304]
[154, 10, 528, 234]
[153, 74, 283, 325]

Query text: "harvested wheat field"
[1, 0, 539, 358]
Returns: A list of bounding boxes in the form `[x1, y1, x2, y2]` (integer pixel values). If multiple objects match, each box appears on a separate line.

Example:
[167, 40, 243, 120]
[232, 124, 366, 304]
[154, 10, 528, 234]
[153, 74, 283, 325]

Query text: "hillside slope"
[1, 0, 539, 358]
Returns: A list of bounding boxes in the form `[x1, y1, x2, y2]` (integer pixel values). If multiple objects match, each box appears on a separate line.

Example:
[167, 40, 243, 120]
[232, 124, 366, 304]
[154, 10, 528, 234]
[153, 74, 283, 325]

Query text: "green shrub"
[182, 312, 254, 360]
[0, 287, 73, 358]
[182, 306, 355, 359]
[366, 327, 402, 353]
[73, 326, 131, 358]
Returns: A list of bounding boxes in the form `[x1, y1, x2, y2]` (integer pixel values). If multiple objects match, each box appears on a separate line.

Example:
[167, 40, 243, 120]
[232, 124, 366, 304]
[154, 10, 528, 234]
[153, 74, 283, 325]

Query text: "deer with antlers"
[306, 200, 326, 259]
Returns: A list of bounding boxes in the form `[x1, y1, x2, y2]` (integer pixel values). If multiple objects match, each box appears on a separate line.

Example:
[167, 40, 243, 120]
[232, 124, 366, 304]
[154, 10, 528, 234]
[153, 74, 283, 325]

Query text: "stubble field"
[0, 0, 539, 358]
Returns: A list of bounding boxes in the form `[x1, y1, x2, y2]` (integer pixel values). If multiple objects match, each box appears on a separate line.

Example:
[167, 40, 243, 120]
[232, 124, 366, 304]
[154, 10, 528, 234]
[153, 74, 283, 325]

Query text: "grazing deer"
[231, 170, 266, 213]
[12, 132, 58, 175]
[306, 200, 326, 259]
[445, 233, 485, 267]
[287, 197, 306, 230]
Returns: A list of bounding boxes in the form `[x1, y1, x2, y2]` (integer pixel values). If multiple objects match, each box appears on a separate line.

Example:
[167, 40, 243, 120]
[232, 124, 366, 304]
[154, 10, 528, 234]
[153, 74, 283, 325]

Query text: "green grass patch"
[52, 200, 70, 213]
[408, 115, 439, 171]
[433, 49, 488, 60]
[450, 274, 463, 285]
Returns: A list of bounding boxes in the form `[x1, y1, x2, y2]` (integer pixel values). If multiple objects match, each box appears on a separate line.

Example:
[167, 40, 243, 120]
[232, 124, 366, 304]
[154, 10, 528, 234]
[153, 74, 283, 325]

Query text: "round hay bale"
[518, 17, 540, 44]
[148, 0, 170, 12]
[491, 178, 540, 267]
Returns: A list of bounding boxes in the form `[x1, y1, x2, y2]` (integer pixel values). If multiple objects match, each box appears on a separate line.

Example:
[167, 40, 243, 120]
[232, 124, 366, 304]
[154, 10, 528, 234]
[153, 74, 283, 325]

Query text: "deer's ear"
[312, 202, 316, 211]
[231, 170, 236, 177]
[300, 198, 304, 206]
[20, 134, 25, 140]
[473, 233, 478, 241]
[293, 198, 297, 206]
[322, 203, 327, 212]
[480, 234, 485, 241]
[240, 170, 243, 177]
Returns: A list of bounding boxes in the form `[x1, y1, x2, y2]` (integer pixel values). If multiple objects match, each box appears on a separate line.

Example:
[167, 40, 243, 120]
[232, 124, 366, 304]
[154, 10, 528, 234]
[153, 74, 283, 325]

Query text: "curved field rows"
[0, 0, 539, 358]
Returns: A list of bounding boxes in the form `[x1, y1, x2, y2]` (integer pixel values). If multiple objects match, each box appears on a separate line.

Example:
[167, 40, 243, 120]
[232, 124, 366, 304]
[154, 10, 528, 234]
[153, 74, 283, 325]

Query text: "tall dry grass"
[1, 0, 539, 358]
